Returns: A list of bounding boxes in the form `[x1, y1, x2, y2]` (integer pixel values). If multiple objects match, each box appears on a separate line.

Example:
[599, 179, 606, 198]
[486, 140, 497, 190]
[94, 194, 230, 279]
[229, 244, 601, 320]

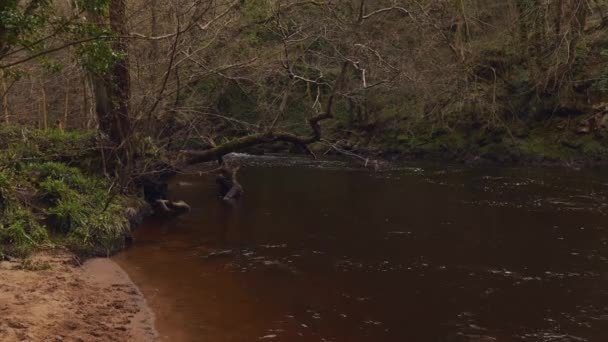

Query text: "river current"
[114, 155, 608, 342]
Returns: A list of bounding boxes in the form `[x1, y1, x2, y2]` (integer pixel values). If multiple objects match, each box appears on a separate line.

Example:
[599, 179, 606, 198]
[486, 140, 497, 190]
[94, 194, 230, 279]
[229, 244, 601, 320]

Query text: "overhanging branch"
[183, 61, 349, 164]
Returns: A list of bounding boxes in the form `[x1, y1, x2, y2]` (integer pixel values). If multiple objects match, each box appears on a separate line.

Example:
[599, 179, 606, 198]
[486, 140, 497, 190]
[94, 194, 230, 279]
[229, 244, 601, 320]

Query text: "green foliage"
[218, 82, 257, 121]
[1, 205, 47, 247]
[240, 1, 280, 46]
[28, 162, 131, 254]
[0, 170, 48, 256]
[0, 126, 97, 170]
[242, 0, 273, 22]
[0, 127, 138, 257]
[0, 0, 52, 50]
[40, 57, 64, 73]
[0, 0, 119, 75]
[593, 49, 608, 93]
[76, 38, 123, 74]
[74, 0, 110, 16]
[378, 104, 402, 122]
[30, 162, 93, 191]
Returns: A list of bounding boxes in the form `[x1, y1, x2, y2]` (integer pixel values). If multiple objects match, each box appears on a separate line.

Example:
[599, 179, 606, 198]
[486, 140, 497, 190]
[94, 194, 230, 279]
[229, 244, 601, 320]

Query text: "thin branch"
[143, 8, 182, 122]
[362, 4, 410, 21]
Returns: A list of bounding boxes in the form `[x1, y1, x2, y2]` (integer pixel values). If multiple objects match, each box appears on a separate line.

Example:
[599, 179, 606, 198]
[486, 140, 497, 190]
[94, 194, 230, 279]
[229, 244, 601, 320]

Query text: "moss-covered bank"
[0, 126, 148, 258]
[304, 104, 608, 166]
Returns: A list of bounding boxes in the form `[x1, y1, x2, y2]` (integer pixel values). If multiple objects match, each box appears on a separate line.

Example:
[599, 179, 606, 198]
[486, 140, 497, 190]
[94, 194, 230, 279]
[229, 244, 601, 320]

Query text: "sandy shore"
[0, 250, 158, 342]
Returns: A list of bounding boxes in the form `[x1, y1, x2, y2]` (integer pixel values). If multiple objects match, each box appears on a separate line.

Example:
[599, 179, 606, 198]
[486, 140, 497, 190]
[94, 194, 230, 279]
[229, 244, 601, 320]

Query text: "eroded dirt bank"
[0, 250, 157, 342]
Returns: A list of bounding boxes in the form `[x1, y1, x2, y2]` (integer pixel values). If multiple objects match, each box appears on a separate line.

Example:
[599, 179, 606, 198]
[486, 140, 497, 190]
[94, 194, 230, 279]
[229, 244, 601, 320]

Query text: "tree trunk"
[515, 0, 532, 59]
[89, 0, 131, 145]
[90, 0, 132, 182]
[104, 0, 131, 145]
[63, 75, 70, 130]
[0, 2, 9, 59]
[81, 72, 95, 129]
[1, 70, 8, 124]
[531, 0, 548, 91]
[39, 79, 48, 130]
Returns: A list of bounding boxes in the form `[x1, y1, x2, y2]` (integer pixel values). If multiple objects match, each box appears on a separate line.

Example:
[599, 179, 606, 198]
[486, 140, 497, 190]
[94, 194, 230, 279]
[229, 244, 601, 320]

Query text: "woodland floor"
[0, 250, 157, 342]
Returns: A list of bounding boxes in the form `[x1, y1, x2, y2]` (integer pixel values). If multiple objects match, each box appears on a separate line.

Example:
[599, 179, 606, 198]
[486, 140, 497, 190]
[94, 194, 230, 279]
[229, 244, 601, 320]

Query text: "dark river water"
[114, 155, 608, 342]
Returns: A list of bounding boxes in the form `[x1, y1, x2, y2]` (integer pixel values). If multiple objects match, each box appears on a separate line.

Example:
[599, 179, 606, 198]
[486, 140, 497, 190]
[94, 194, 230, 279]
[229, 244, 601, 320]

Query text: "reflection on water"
[114, 157, 608, 342]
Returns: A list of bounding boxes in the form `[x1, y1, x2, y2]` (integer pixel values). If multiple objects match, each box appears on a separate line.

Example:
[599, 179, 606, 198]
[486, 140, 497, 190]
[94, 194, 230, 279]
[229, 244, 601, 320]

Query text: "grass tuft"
[0, 126, 143, 257]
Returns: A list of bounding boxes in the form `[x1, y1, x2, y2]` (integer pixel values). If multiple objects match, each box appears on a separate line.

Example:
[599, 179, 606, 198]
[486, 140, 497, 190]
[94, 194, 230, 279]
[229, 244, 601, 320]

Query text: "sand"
[0, 250, 158, 342]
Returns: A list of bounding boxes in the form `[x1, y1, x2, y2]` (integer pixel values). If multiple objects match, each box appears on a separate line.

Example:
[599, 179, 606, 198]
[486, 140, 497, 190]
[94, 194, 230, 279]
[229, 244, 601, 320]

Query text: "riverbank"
[0, 249, 157, 342]
[0, 126, 153, 258]
[313, 104, 608, 167]
[230, 111, 608, 168]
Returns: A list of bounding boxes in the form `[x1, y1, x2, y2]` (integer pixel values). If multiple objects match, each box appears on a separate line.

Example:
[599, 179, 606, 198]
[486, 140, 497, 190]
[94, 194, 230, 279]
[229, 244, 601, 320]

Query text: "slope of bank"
[0, 250, 157, 342]
[0, 126, 151, 258]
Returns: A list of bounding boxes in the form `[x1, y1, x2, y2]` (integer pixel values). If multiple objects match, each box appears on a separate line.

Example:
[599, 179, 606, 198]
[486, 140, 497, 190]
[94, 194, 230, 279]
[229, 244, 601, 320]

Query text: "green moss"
[308, 142, 327, 154]
[580, 140, 608, 158]
[518, 137, 562, 160]
[355, 113, 608, 164]
[416, 132, 469, 156]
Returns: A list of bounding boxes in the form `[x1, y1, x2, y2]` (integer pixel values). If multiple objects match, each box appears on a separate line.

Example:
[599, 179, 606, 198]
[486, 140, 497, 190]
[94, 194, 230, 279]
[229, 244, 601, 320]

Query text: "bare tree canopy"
[0, 0, 607, 177]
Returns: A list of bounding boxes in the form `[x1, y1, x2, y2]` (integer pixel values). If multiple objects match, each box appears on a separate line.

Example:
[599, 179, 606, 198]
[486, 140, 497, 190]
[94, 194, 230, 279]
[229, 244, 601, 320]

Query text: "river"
[114, 155, 608, 342]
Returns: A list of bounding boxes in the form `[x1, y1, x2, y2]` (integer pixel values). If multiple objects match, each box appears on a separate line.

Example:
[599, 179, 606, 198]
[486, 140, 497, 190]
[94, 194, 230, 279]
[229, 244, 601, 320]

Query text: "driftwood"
[155, 199, 191, 215]
[216, 161, 243, 201]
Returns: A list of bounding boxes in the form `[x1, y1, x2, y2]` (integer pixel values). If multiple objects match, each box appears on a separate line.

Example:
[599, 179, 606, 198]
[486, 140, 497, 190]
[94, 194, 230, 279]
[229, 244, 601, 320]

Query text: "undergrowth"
[0, 126, 144, 258]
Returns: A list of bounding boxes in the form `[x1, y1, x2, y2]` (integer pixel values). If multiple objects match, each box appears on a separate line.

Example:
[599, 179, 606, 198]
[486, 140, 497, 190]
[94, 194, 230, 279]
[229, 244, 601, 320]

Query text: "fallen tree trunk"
[183, 125, 322, 164]
[182, 62, 349, 165]
[138, 62, 348, 205]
